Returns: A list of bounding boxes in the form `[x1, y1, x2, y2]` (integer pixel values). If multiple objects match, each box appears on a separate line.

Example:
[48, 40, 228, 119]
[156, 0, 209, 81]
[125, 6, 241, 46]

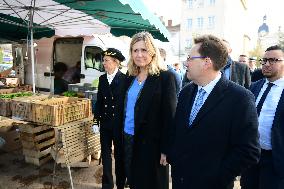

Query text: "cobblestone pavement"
[0, 150, 241, 189]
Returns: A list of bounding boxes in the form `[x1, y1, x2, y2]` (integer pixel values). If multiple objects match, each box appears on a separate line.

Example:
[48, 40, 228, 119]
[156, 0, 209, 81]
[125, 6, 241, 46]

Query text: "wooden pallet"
[52, 117, 99, 165]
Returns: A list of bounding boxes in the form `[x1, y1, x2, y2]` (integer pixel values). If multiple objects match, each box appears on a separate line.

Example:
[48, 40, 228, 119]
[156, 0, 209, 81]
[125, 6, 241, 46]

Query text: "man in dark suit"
[94, 48, 126, 189]
[241, 45, 284, 189]
[222, 39, 251, 88]
[169, 35, 260, 189]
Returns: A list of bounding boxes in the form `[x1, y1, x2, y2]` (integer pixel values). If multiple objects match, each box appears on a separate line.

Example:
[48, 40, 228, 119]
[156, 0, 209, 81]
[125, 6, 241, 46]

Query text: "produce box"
[31, 97, 92, 126]
[10, 94, 50, 120]
[0, 91, 33, 117]
[0, 85, 32, 94]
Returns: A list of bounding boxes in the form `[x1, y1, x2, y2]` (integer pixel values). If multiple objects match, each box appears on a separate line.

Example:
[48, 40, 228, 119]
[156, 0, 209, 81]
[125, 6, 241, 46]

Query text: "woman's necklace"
[137, 75, 147, 85]
[137, 78, 143, 85]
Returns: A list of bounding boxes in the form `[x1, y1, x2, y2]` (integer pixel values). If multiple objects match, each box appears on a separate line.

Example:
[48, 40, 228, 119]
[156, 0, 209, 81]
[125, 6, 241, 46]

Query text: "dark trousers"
[123, 132, 134, 187]
[100, 125, 125, 189]
[241, 149, 284, 189]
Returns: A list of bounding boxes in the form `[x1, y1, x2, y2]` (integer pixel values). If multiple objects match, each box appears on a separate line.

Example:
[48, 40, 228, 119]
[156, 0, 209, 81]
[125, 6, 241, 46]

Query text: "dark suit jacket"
[170, 76, 260, 189]
[94, 70, 126, 132]
[123, 70, 177, 189]
[250, 79, 284, 178]
[230, 61, 251, 89]
[251, 68, 264, 82]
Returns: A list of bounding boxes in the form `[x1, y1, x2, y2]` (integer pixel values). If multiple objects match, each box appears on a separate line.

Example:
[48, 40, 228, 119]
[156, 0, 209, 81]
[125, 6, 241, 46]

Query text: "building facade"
[180, 0, 250, 59]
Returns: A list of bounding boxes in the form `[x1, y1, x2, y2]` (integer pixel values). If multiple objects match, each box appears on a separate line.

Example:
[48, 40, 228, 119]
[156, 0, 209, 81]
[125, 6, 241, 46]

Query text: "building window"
[209, 0, 216, 6]
[186, 39, 192, 48]
[197, 0, 204, 8]
[197, 17, 203, 29]
[208, 16, 215, 29]
[188, 0, 193, 9]
[187, 18, 193, 30]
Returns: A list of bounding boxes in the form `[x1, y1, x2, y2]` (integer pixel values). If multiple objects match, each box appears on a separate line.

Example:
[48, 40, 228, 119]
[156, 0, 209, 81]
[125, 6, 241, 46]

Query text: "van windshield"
[84, 46, 104, 72]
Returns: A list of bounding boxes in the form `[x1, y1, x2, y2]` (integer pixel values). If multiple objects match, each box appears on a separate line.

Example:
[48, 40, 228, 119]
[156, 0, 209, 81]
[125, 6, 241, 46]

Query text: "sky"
[142, 0, 284, 34]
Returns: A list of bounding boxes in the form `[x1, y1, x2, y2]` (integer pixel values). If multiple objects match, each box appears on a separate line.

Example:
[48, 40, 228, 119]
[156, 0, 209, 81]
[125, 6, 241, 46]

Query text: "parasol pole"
[29, 7, 36, 93]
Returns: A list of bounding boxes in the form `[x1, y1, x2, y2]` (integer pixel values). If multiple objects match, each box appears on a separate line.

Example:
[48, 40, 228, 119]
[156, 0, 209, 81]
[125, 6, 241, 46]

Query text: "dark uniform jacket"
[94, 70, 126, 131]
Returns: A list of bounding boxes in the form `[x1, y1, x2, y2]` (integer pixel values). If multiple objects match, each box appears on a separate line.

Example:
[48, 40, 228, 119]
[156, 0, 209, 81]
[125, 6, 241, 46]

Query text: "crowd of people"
[92, 31, 284, 189]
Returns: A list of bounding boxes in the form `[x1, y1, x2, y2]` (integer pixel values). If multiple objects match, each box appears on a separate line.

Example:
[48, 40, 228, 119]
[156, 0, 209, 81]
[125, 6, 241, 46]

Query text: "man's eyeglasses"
[186, 56, 206, 62]
[259, 58, 284, 65]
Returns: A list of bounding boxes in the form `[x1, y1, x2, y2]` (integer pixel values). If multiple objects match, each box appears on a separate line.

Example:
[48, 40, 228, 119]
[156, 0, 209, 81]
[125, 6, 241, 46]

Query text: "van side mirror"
[80, 74, 85, 79]
[44, 72, 54, 77]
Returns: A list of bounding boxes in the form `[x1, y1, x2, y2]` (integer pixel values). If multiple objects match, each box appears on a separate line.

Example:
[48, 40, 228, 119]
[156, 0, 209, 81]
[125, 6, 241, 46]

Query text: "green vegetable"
[0, 92, 33, 99]
[63, 91, 78, 97]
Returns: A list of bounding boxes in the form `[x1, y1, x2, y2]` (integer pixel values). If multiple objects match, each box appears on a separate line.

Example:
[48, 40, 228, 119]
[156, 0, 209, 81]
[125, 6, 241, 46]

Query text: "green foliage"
[278, 31, 284, 49]
[0, 92, 33, 99]
[63, 91, 78, 97]
[0, 48, 3, 63]
[249, 40, 264, 67]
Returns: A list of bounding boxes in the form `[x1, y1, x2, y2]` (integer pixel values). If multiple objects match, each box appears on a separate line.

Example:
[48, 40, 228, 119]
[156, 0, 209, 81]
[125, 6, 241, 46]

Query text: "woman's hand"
[160, 153, 168, 166]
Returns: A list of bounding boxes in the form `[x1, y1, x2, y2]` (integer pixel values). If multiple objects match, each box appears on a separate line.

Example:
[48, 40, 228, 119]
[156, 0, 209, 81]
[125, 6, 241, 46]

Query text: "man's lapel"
[273, 88, 284, 127]
[191, 76, 229, 127]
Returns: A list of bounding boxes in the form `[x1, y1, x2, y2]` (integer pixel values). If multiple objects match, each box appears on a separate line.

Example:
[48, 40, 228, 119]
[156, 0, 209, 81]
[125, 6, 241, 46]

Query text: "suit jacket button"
[105, 105, 107, 107]
[105, 113, 107, 115]
[112, 97, 114, 100]
[113, 114, 115, 116]
[112, 106, 114, 108]
[104, 97, 106, 99]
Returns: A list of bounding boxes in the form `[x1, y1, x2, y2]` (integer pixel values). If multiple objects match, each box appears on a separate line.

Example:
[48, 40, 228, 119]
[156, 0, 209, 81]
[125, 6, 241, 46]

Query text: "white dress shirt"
[194, 72, 222, 107]
[256, 77, 284, 150]
[106, 68, 118, 84]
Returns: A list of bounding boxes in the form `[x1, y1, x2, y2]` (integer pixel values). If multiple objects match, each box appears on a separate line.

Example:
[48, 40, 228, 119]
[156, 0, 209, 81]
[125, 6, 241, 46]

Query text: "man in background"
[159, 48, 182, 95]
[241, 45, 284, 189]
[239, 54, 249, 66]
[222, 40, 251, 88]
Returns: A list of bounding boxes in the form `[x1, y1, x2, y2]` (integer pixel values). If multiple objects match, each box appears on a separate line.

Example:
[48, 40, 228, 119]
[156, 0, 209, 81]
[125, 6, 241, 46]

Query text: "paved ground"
[0, 150, 241, 189]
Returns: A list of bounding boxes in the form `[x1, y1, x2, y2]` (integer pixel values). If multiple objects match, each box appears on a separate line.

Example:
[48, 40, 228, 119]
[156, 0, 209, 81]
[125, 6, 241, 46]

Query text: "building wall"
[180, 0, 250, 60]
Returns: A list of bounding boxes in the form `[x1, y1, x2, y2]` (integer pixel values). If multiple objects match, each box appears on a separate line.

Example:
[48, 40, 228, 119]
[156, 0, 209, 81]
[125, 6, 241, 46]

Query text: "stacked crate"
[19, 122, 55, 166]
[0, 117, 24, 152]
[12, 96, 98, 166]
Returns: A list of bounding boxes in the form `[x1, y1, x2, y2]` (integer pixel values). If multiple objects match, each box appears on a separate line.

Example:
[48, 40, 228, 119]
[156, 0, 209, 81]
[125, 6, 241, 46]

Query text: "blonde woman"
[123, 32, 177, 189]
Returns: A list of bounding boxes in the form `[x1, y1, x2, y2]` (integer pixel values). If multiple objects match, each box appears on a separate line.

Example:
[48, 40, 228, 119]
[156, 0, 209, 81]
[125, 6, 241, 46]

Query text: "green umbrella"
[0, 13, 55, 42]
[54, 0, 170, 41]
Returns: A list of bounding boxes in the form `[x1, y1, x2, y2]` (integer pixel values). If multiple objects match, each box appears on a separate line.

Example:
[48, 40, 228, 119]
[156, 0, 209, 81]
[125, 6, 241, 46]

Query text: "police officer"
[94, 48, 126, 189]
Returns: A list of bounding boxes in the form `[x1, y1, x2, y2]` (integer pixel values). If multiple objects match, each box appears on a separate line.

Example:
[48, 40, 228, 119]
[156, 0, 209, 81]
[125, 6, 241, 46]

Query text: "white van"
[13, 35, 130, 93]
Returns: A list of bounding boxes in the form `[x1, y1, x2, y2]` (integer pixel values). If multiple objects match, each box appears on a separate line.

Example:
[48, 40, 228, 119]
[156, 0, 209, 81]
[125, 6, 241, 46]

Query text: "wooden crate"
[0, 117, 25, 152]
[52, 117, 97, 165]
[32, 97, 92, 126]
[10, 95, 50, 121]
[0, 86, 32, 94]
[0, 98, 12, 117]
[0, 128, 21, 152]
[19, 122, 55, 166]
[24, 154, 53, 166]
